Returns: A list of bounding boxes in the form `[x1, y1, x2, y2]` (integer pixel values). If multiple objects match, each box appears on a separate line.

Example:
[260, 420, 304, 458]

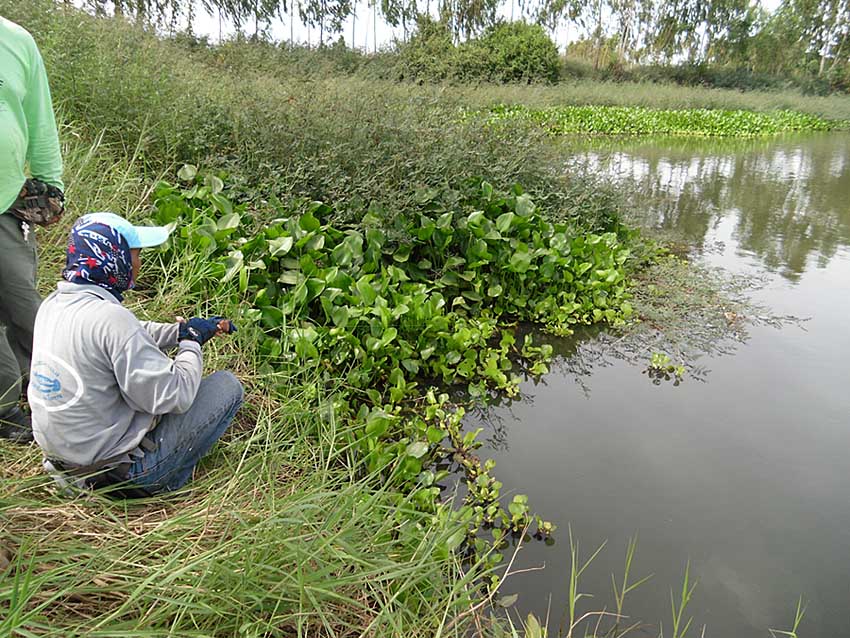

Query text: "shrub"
[395, 15, 456, 82]
[396, 18, 560, 84]
[458, 21, 560, 84]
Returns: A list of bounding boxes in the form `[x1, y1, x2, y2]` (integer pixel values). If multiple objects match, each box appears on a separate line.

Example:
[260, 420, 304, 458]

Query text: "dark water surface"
[469, 134, 850, 636]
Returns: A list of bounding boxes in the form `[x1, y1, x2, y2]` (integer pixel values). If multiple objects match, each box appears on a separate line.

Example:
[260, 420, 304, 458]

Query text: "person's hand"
[178, 316, 237, 346]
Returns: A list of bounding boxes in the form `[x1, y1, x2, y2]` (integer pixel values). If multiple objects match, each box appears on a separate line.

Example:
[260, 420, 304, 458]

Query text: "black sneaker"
[0, 407, 34, 444]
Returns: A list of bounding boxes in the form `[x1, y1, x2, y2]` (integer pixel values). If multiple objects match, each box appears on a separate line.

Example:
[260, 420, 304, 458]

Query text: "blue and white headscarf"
[62, 216, 135, 301]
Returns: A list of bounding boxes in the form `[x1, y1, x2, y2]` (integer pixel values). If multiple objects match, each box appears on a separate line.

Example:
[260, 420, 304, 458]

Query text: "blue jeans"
[125, 371, 243, 494]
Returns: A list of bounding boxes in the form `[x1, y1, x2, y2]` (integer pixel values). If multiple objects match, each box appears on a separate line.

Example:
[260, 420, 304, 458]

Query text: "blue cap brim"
[132, 225, 172, 249]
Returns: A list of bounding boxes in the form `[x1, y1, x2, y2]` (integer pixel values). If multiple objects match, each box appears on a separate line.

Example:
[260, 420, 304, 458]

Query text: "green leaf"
[467, 210, 485, 226]
[205, 174, 224, 195]
[515, 194, 535, 217]
[300, 212, 321, 232]
[402, 359, 420, 374]
[260, 306, 283, 328]
[331, 306, 349, 328]
[365, 411, 392, 438]
[496, 594, 518, 608]
[177, 164, 197, 181]
[269, 236, 294, 257]
[216, 211, 240, 231]
[509, 251, 532, 273]
[356, 277, 378, 306]
[496, 212, 515, 233]
[221, 250, 244, 283]
[406, 441, 429, 459]
[278, 270, 302, 285]
[211, 194, 234, 217]
[526, 614, 542, 638]
[304, 234, 325, 252]
[393, 245, 412, 262]
[426, 426, 444, 444]
[294, 338, 319, 360]
[378, 327, 398, 349]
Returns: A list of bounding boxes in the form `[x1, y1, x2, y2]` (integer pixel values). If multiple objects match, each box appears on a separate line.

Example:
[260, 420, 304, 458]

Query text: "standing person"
[0, 16, 65, 442]
[29, 213, 243, 496]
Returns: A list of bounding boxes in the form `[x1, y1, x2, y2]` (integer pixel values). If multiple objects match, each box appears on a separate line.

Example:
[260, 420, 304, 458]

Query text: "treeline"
[82, 0, 850, 92]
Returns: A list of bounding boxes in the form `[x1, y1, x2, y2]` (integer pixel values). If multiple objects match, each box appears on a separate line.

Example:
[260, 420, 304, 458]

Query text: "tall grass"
[0, 422, 482, 636]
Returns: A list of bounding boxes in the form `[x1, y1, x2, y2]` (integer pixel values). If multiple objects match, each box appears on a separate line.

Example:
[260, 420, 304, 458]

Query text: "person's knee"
[209, 370, 243, 408]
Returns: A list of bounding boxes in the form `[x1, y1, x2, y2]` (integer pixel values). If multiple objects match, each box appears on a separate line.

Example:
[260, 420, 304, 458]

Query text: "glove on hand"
[178, 316, 237, 346]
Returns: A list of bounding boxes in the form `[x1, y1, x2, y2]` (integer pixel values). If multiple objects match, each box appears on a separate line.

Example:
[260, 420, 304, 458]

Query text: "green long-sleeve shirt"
[0, 16, 63, 214]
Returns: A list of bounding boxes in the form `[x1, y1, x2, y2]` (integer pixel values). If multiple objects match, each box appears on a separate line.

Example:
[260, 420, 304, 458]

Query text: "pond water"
[469, 134, 850, 637]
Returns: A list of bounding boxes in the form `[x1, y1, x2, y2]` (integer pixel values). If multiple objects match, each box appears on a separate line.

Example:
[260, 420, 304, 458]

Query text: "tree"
[439, 0, 500, 40]
[299, 0, 353, 44]
[650, 0, 755, 63]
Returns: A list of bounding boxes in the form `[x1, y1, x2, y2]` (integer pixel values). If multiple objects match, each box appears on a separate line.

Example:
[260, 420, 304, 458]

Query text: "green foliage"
[397, 18, 560, 84]
[458, 22, 560, 84]
[487, 104, 838, 137]
[769, 596, 808, 638]
[6, 1, 607, 232]
[645, 352, 685, 386]
[396, 15, 457, 82]
[4, 132, 494, 638]
[152, 169, 632, 562]
[622, 63, 840, 96]
[666, 561, 698, 638]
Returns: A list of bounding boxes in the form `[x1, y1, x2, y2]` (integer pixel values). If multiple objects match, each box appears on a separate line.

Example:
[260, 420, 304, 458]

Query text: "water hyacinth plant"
[486, 104, 836, 137]
[149, 167, 634, 574]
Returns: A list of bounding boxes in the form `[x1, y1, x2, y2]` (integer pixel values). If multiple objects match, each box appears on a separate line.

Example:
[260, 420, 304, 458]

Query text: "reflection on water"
[473, 134, 850, 638]
[574, 135, 850, 281]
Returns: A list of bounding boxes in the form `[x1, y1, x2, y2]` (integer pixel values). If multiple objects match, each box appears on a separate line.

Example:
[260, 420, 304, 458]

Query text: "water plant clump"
[150, 168, 634, 573]
[486, 104, 837, 137]
[645, 352, 686, 386]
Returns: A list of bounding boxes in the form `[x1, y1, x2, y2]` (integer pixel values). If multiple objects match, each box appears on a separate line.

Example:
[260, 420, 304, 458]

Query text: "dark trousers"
[0, 212, 41, 416]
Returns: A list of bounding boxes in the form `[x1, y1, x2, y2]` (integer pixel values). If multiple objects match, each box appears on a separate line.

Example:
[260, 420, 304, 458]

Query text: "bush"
[396, 18, 560, 84]
[459, 21, 560, 84]
[395, 15, 456, 82]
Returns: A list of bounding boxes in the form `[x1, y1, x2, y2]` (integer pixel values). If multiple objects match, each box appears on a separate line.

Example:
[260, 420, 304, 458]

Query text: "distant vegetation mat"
[486, 104, 845, 137]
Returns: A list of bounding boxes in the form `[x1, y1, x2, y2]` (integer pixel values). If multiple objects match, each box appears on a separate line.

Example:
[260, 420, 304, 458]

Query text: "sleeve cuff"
[177, 339, 203, 356]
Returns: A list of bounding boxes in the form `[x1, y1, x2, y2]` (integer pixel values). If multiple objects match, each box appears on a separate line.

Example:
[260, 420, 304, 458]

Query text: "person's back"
[30, 282, 171, 466]
[30, 213, 242, 496]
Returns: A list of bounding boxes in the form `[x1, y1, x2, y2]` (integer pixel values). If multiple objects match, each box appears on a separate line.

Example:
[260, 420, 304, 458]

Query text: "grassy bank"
[4, 0, 621, 232]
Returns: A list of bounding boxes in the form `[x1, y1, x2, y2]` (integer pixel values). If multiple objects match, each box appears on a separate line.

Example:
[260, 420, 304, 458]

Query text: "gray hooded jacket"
[29, 282, 203, 466]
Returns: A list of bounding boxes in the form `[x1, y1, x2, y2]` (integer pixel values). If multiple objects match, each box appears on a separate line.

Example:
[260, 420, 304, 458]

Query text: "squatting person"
[28, 212, 244, 496]
[0, 15, 65, 442]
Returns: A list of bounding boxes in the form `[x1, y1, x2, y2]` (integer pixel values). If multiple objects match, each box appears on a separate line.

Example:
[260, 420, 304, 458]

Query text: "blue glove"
[178, 316, 237, 346]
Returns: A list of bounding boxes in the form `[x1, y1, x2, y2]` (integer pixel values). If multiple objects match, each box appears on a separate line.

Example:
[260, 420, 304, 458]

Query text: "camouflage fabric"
[10, 178, 64, 226]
